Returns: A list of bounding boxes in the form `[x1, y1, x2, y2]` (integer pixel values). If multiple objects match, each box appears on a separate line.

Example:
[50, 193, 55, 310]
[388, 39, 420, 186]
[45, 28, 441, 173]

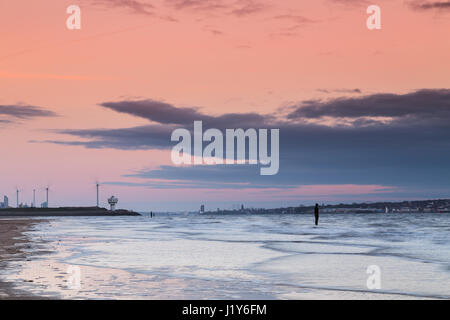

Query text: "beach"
[1, 213, 449, 300]
[0, 219, 49, 299]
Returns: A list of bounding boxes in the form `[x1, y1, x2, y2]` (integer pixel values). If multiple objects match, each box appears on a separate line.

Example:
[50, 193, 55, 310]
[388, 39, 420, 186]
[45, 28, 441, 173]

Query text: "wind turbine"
[15, 187, 19, 208]
[40, 184, 51, 208]
[46, 186, 49, 207]
[96, 181, 100, 207]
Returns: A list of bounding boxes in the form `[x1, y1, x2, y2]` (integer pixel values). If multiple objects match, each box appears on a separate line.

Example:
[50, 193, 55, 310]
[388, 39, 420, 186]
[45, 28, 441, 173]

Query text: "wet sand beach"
[1, 214, 449, 300]
[0, 219, 48, 299]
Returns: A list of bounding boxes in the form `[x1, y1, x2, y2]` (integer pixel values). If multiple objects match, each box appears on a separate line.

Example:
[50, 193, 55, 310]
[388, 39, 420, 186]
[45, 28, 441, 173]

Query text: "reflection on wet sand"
[1, 213, 450, 299]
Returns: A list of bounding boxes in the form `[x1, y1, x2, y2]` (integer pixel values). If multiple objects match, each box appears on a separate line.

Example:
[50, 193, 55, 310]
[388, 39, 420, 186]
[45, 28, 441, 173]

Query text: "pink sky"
[1, 0, 450, 211]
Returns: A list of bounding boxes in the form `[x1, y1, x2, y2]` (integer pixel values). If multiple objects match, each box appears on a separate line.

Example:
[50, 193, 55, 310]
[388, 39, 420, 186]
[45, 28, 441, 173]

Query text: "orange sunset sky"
[1, 0, 450, 211]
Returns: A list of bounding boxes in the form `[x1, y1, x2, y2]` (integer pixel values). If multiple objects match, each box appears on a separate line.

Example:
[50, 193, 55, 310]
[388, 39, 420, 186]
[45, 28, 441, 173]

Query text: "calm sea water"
[10, 212, 450, 299]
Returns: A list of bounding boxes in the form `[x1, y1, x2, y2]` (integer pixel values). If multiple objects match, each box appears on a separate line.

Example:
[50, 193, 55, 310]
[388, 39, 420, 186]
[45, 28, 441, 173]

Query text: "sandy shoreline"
[1, 216, 447, 300]
[0, 219, 49, 299]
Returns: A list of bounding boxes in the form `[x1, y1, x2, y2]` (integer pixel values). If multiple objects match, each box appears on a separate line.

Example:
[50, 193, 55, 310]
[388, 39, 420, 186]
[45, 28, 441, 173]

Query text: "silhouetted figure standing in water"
[314, 203, 319, 226]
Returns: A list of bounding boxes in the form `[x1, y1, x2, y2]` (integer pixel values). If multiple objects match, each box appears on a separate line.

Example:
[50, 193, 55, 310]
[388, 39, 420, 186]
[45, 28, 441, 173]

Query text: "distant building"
[200, 205, 205, 213]
[108, 196, 118, 211]
[41, 202, 48, 208]
[241, 204, 244, 210]
[0, 195, 8, 208]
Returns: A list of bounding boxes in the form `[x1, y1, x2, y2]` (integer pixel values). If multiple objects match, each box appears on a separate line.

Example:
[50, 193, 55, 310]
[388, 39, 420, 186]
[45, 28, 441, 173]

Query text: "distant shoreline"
[0, 207, 141, 217]
[202, 210, 448, 215]
[203, 199, 450, 215]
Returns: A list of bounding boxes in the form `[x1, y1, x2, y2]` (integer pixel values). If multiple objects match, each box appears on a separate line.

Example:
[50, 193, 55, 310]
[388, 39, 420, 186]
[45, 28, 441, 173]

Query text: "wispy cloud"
[409, 1, 450, 10]
[165, 0, 266, 16]
[230, 0, 266, 17]
[166, 0, 227, 11]
[287, 89, 450, 121]
[316, 88, 362, 94]
[42, 124, 173, 150]
[205, 28, 224, 35]
[328, 0, 370, 6]
[274, 14, 316, 25]
[99, 99, 273, 127]
[0, 104, 57, 121]
[270, 14, 317, 38]
[88, 0, 155, 15]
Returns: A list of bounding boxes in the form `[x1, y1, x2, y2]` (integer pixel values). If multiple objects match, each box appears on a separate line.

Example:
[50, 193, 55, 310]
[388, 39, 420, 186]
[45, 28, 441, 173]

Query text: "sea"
[2, 212, 450, 299]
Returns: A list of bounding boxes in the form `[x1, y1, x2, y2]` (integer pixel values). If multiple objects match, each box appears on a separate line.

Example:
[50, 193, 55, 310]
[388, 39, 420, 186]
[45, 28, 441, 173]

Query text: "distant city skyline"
[2, 1, 450, 211]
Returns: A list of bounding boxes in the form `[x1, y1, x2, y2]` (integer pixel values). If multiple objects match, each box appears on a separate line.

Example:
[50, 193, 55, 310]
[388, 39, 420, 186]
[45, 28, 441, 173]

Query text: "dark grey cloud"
[45, 124, 174, 150]
[125, 165, 292, 189]
[42, 89, 450, 192]
[287, 89, 450, 121]
[119, 119, 450, 190]
[38, 99, 273, 151]
[317, 88, 362, 94]
[46, 99, 273, 150]
[0, 104, 57, 122]
[100, 99, 273, 128]
[100, 99, 202, 124]
[106, 166, 287, 189]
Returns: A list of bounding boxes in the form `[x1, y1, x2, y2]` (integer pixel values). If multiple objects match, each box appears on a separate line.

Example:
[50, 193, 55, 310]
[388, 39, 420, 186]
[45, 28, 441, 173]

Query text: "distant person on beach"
[314, 203, 319, 226]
